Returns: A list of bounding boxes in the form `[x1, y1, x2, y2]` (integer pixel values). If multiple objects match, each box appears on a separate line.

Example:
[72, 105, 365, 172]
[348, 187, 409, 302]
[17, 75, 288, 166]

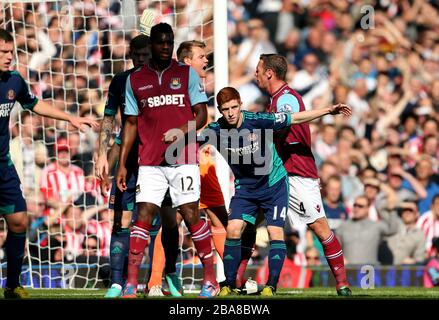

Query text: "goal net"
[0, 0, 222, 290]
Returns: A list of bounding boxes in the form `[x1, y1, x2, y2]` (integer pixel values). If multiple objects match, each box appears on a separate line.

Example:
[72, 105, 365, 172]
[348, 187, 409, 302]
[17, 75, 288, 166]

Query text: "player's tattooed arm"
[107, 143, 120, 175]
[96, 115, 115, 179]
[98, 115, 115, 156]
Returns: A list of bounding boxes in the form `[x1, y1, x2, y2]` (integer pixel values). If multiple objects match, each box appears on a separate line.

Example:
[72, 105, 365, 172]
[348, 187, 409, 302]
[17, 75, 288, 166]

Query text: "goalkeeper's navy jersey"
[104, 68, 135, 124]
[0, 71, 38, 167]
[104, 68, 138, 167]
[199, 110, 291, 197]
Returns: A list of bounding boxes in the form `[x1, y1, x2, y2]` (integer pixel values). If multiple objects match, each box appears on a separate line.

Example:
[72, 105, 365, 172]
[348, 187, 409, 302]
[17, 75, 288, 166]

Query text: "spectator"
[335, 151, 363, 203]
[417, 194, 439, 256]
[346, 78, 369, 137]
[236, 18, 276, 75]
[336, 195, 399, 265]
[28, 202, 63, 263]
[86, 208, 111, 257]
[363, 177, 397, 221]
[0, 220, 7, 261]
[383, 200, 426, 265]
[304, 245, 322, 288]
[284, 229, 306, 266]
[318, 160, 339, 185]
[386, 166, 426, 208]
[291, 53, 329, 108]
[40, 136, 86, 214]
[305, 246, 322, 267]
[402, 155, 439, 215]
[59, 204, 86, 262]
[77, 233, 111, 288]
[314, 123, 337, 162]
[322, 175, 347, 230]
[10, 110, 47, 199]
[424, 237, 439, 288]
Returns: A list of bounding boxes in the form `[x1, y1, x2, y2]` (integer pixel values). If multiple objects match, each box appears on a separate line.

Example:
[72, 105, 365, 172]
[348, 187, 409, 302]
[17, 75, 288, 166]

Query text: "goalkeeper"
[0, 29, 98, 299]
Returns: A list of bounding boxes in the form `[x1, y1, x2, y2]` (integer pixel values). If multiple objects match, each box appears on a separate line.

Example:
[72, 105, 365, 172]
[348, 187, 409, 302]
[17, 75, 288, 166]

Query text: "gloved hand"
[139, 9, 155, 36]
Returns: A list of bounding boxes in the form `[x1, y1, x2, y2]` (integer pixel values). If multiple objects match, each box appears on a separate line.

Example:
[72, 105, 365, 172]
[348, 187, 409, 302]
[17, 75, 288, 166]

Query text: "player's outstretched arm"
[33, 99, 99, 131]
[116, 115, 137, 192]
[291, 103, 352, 124]
[96, 115, 115, 180]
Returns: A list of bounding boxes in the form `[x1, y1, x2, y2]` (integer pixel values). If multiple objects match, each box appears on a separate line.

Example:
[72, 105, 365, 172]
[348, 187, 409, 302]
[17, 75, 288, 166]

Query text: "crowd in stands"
[226, 0, 439, 273]
[0, 0, 438, 287]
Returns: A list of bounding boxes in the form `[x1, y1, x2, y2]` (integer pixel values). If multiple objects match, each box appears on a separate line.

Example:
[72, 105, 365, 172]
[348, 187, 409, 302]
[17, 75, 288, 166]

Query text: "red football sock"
[321, 232, 349, 289]
[236, 245, 254, 288]
[189, 219, 216, 284]
[236, 258, 250, 288]
[127, 221, 151, 286]
[236, 228, 256, 287]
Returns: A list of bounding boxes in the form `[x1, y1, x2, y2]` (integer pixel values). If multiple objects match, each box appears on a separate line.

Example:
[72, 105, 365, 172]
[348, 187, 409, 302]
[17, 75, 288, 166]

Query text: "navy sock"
[223, 238, 242, 288]
[162, 224, 179, 274]
[267, 240, 286, 289]
[6, 231, 26, 289]
[109, 228, 130, 287]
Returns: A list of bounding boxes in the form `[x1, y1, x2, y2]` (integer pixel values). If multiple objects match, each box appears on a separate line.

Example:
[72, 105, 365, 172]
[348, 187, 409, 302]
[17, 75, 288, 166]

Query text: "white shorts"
[136, 165, 200, 208]
[287, 175, 326, 226]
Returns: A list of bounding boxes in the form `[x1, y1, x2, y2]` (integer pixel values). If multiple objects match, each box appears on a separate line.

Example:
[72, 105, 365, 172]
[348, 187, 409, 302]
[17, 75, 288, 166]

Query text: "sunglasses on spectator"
[306, 256, 319, 261]
[353, 203, 367, 208]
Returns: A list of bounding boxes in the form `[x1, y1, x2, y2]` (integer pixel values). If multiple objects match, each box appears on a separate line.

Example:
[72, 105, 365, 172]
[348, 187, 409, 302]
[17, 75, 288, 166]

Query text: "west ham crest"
[170, 78, 181, 90]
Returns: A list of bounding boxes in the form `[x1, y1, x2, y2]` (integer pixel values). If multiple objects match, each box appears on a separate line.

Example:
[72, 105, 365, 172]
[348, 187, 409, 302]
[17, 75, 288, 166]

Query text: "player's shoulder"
[116, 67, 143, 80]
[174, 60, 192, 75]
[278, 86, 302, 101]
[207, 120, 221, 130]
[175, 60, 190, 70]
[1, 70, 23, 83]
[276, 88, 302, 113]
[128, 65, 150, 80]
[124, 66, 154, 90]
[114, 68, 134, 78]
[8, 70, 22, 78]
[110, 71, 129, 90]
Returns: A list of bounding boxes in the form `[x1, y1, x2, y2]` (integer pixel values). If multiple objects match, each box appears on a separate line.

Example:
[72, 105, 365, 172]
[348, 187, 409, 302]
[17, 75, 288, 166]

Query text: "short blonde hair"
[177, 40, 206, 62]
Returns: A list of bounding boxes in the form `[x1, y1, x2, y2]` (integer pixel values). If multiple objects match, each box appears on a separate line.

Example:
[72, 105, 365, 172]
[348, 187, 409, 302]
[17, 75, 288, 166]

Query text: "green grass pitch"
[2, 287, 438, 299]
